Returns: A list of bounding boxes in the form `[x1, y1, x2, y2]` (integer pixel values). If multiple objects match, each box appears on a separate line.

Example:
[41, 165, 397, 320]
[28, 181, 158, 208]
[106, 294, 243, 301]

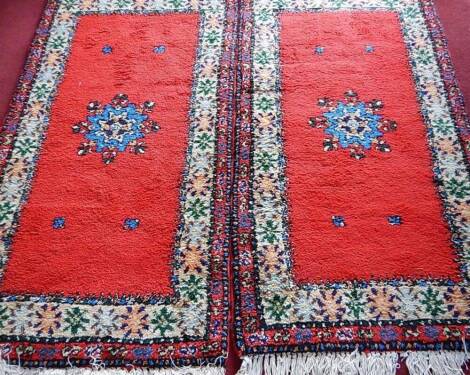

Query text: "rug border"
[233, 0, 470, 356]
[0, 0, 58, 176]
[0, 0, 238, 369]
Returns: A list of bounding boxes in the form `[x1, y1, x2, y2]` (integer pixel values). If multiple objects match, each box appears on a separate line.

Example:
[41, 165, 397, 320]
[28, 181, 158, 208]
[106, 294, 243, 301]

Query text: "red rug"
[233, 0, 470, 374]
[0, 0, 236, 373]
[1, 0, 470, 374]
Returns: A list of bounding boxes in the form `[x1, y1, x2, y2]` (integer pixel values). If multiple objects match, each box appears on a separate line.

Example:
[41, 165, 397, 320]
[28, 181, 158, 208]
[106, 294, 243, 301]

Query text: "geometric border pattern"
[234, 0, 470, 355]
[0, 0, 469, 367]
[0, 0, 237, 368]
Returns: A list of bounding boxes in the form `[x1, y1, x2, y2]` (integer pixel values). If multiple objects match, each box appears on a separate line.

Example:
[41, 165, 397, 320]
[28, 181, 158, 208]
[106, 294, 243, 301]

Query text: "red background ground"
[0, 13, 197, 297]
[0, 1, 469, 374]
[281, 11, 460, 284]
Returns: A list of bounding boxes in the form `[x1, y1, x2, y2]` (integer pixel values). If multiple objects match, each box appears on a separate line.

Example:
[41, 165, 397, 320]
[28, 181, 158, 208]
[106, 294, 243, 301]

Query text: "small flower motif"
[102, 45, 113, 55]
[424, 325, 440, 339]
[387, 215, 402, 225]
[34, 305, 61, 336]
[314, 46, 324, 55]
[265, 294, 291, 321]
[123, 218, 140, 231]
[52, 217, 65, 229]
[294, 328, 313, 343]
[121, 306, 149, 338]
[181, 244, 206, 273]
[368, 287, 398, 319]
[365, 45, 375, 53]
[133, 347, 153, 359]
[91, 308, 119, 336]
[153, 45, 166, 54]
[150, 307, 177, 336]
[6, 303, 34, 335]
[179, 307, 206, 336]
[332, 215, 346, 227]
[180, 275, 205, 301]
[64, 307, 90, 334]
[380, 326, 398, 342]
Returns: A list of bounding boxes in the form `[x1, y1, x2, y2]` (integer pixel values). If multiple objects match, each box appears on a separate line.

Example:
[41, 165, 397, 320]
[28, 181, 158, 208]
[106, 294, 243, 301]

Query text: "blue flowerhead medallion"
[72, 94, 160, 164]
[309, 90, 397, 159]
[323, 101, 382, 150]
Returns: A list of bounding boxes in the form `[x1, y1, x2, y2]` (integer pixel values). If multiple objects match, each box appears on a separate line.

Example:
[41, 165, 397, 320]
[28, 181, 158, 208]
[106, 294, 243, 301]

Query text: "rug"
[233, 0, 470, 374]
[0, 0, 236, 373]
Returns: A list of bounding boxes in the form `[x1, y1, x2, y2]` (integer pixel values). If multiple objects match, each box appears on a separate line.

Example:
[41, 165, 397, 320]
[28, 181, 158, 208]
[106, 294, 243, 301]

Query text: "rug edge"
[0, 0, 58, 176]
[0, 359, 226, 375]
[423, 0, 470, 162]
[237, 350, 469, 375]
[233, 0, 470, 358]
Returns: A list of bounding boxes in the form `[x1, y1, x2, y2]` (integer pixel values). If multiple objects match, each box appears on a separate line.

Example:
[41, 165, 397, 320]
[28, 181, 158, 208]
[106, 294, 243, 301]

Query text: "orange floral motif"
[121, 306, 149, 338]
[34, 305, 61, 336]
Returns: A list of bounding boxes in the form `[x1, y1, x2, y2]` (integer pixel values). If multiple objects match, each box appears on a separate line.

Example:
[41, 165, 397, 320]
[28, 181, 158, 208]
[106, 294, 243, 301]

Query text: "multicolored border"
[0, 0, 238, 368]
[0, 1, 59, 175]
[420, 0, 470, 163]
[234, 0, 470, 356]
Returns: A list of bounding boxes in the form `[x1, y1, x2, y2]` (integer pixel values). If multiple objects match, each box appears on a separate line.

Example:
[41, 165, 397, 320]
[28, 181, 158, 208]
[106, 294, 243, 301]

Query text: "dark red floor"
[0, 1, 469, 374]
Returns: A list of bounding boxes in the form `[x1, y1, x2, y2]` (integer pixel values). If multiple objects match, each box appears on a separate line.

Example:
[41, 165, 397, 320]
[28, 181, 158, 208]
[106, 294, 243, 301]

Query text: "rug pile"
[234, 0, 470, 374]
[0, 0, 236, 373]
[0, 0, 468, 374]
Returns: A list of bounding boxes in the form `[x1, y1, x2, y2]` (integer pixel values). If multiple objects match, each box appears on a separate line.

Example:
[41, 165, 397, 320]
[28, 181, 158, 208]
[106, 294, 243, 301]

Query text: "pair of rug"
[0, 0, 468, 374]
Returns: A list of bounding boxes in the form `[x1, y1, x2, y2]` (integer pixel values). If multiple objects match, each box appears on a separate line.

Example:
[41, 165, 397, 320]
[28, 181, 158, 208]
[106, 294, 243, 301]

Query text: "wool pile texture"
[0, 0, 469, 374]
[0, 0, 235, 373]
[233, 0, 470, 373]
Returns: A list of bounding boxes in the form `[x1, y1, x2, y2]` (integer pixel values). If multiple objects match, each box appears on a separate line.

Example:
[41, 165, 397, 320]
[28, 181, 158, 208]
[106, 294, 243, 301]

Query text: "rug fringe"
[237, 350, 399, 375]
[403, 351, 469, 375]
[0, 358, 225, 375]
[237, 350, 469, 375]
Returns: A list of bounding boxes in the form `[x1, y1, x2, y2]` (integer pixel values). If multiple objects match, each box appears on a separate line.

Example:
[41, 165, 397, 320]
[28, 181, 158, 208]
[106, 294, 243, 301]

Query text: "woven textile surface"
[0, 0, 469, 374]
[0, 0, 236, 373]
[233, 0, 470, 374]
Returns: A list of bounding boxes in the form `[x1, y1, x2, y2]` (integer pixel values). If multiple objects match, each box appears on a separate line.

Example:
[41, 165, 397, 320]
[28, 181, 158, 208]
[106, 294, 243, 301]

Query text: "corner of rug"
[237, 350, 469, 375]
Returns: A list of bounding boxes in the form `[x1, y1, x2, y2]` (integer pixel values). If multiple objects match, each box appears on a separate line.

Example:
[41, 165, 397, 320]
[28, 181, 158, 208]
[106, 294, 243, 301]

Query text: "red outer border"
[0, 0, 238, 369]
[233, 0, 470, 356]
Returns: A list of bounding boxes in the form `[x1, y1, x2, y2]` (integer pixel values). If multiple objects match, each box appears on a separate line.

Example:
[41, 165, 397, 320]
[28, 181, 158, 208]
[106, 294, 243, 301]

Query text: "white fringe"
[0, 359, 225, 375]
[404, 351, 468, 375]
[238, 350, 399, 375]
[238, 350, 469, 375]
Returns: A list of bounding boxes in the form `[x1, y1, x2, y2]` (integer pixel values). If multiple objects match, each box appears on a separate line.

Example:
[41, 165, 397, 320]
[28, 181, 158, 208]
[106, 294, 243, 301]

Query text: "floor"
[0, 1, 469, 374]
